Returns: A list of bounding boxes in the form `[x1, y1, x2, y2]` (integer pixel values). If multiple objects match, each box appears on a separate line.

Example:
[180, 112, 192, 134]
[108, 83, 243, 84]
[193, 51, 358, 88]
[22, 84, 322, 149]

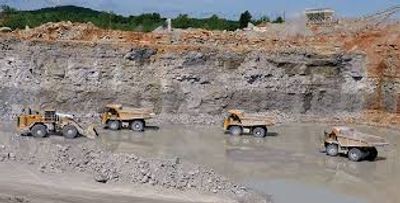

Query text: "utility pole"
[283, 10, 286, 21]
[166, 18, 172, 32]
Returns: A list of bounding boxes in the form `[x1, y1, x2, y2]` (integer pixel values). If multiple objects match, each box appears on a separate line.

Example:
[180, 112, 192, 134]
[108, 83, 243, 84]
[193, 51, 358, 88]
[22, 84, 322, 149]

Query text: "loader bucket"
[67, 119, 98, 139]
[84, 124, 98, 139]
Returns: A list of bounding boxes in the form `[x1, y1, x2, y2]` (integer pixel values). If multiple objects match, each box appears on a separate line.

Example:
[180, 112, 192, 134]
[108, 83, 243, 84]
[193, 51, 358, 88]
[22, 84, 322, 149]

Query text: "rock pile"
[13, 21, 166, 44]
[20, 21, 98, 41]
[1, 136, 265, 202]
[0, 195, 30, 203]
[0, 145, 15, 162]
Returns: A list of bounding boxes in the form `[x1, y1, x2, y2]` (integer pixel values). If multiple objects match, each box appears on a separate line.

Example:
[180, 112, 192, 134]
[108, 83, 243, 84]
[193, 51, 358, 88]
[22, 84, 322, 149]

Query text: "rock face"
[0, 38, 390, 121]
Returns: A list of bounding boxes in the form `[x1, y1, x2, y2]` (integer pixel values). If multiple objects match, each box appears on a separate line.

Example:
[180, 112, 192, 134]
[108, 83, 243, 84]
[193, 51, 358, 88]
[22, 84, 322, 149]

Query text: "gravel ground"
[0, 134, 267, 203]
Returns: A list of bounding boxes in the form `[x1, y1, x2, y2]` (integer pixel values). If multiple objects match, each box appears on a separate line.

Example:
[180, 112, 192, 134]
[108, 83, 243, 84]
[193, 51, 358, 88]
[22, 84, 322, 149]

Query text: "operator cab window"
[108, 108, 118, 115]
[229, 114, 240, 121]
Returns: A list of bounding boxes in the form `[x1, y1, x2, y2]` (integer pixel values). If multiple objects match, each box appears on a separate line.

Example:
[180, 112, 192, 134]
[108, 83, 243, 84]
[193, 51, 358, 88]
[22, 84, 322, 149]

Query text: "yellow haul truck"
[223, 109, 276, 137]
[100, 104, 156, 132]
[323, 126, 389, 162]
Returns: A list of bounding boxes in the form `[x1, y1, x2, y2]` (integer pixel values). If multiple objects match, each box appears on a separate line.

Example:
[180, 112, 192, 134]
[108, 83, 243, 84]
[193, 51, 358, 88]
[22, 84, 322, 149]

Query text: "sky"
[1, 0, 400, 19]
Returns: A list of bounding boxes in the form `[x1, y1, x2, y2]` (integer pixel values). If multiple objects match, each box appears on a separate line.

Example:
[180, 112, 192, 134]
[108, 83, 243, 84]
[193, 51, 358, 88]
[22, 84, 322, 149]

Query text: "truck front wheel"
[229, 126, 242, 136]
[326, 144, 339, 156]
[108, 120, 121, 131]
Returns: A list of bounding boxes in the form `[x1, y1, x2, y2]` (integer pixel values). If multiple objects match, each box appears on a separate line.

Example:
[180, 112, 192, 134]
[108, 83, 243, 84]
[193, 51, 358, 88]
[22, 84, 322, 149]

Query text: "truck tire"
[366, 147, 378, 161]
[348, 148, 363, 162]
[31, 124, 47, 138]
[131, 120, 145, 132]
[326, 144, 339, 156]
[108, 120, 121, 131]
[252, 127, 267, 138]
[62, 125, 78, 139]
[229, 126, 242, 136]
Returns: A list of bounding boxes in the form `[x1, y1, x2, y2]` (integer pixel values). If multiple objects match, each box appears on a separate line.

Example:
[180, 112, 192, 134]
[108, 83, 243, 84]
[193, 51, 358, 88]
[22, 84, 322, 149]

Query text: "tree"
[173, 14, 191, 28]
[1, 5, 17, 14]
[0, 5, 241, 32]
[273, 16, 284, 24]
[254, 15, 270, 25]
[239, 10, 252, 29]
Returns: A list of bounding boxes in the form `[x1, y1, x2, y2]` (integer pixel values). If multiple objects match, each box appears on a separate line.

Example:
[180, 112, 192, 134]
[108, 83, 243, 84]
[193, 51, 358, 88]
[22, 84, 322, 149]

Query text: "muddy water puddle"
[99, 123, 400, 203]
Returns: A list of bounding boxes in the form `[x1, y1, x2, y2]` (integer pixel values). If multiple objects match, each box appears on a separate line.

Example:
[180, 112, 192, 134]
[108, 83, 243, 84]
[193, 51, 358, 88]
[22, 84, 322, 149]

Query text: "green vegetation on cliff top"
[0, 5, 284, 32]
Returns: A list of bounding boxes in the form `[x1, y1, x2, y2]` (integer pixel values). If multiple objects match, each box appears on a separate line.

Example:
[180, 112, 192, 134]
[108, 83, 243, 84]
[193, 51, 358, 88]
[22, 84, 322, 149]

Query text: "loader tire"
[63, 125, 78, 139]
[108, 120, 121, 131]
[229, 126, 242, 136]
[31, 124, 47, 138]
[131, 120, 145, 132]
[326, 144, 339, 157]
[252, 127, 267, 138]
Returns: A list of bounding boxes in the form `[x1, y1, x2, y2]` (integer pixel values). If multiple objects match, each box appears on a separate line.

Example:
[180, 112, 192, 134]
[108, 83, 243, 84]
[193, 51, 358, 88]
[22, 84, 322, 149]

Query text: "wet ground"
[0, 122, 235, 203]
[99, 123, 400, 203]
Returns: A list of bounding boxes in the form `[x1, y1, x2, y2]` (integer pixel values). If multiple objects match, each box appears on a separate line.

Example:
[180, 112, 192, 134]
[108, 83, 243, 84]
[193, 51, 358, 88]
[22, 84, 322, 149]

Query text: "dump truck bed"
[102, 104, 156, 124]
[117, 108, 155, 120]
[227, 109, 275, 126]
[238, 115, 275, 126]
[332, 127, 389, 147]
[118, 107, 153, 114]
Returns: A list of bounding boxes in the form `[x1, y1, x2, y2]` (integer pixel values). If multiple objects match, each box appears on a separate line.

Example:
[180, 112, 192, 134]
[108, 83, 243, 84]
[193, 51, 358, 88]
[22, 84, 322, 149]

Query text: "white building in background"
[304, 8, 336, 25]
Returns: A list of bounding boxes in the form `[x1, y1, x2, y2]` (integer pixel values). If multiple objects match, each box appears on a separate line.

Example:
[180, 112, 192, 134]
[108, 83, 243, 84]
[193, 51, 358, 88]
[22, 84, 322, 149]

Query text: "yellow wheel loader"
[16, 108, 98, 139]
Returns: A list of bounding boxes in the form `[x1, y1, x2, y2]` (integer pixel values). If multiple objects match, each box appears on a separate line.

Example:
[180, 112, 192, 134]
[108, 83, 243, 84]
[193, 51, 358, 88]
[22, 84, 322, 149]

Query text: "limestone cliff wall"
[0, 39, 386, 120]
